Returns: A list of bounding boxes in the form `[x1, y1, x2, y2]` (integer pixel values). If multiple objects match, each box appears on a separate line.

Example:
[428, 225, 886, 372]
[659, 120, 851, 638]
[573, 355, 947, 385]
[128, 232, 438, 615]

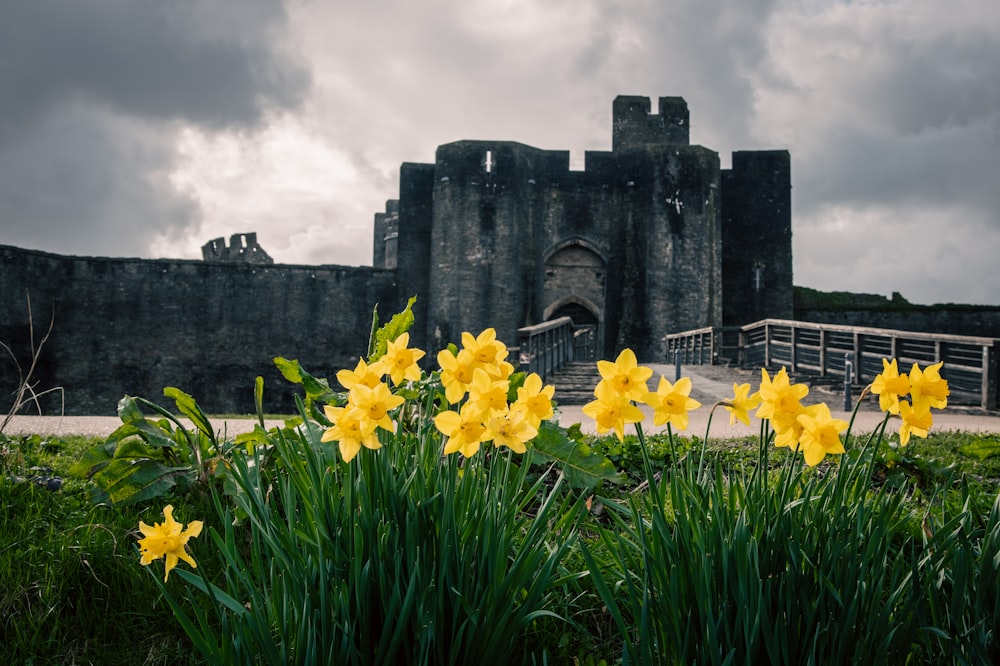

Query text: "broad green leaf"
[958, 437, 1000, 461]
[531, 421, 626, 489]
[370, 295, 417, 362]
[110, 401, 178, 450]
[273, 357, 336, 401]
[116, 395, 146, 424]
[89, 456, 193, 505]
[68, 440, 117, 479]
[164, 387, 217, 448]
[274, 356, 303, 384]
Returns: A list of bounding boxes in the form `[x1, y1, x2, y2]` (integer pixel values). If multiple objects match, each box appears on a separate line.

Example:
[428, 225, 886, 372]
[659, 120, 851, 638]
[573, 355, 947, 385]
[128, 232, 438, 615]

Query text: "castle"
[371, 95, 792, 360]
[0, 95, 793, 415]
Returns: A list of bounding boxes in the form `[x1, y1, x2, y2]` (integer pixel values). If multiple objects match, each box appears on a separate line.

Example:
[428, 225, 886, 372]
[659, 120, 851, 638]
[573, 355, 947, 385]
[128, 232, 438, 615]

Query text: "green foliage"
[273, 355, 338, 418]
[531, 421, 626, 489]
[368, 294, 417, 361]
[959, 434, 1000, 461]
[582, 425, 1000, 664]
[0, 435, 205, 665]
[70, 390, 228, 505]
[153, 396, 584, 665]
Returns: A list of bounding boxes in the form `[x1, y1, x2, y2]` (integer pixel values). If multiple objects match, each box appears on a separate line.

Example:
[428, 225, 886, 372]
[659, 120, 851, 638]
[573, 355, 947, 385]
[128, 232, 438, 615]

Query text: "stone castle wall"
[0, 245, 397, 415]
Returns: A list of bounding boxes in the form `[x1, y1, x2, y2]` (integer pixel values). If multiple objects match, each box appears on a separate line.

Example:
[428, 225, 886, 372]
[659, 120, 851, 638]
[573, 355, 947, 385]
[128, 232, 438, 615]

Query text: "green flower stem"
[699, 401, 723, 482]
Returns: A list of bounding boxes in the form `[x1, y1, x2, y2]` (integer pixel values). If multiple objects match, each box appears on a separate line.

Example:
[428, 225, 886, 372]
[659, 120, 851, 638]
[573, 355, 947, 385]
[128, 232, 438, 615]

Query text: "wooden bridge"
[664, 319, 999, 411]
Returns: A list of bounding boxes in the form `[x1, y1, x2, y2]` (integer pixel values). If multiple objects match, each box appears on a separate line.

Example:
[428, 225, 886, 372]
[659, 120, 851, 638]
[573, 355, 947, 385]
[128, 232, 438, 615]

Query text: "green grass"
[3, 428, 999, 664]
[1, 434, 207, 665]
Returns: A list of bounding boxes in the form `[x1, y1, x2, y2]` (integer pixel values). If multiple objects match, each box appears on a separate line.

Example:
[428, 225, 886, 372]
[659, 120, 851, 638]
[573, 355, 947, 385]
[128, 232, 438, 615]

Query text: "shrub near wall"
[0, 245, 397, 415]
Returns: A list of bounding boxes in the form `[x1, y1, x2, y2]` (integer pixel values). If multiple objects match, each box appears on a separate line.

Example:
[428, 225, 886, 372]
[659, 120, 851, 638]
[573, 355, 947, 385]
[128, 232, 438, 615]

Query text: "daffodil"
[796, 403, 848, 466]
[513, 372, 555, 427]
[467, 367, 511, 417]
[646, 375, 701, 430]
[909, 361, 949, 410]
[898, 399, 933, 446]
[870, 358, 911, 414]
[348, 382, 405, 432]
[462, 328, 509, 367]
[724, 382, 760, 426]
[755, 367, 809, 432]
[772, 405, 806, 449]
[582, 379, 645, 440]
[437, 348, 478, 403]
[336, 357, 385, 391]
[380, 332, 426, 386]
[321, 404, 379, 462]
[485, 406, 537, 454]
[137, 505, 203, 582]
[435, 403, 488, 457]
[597, 348, 653, 403]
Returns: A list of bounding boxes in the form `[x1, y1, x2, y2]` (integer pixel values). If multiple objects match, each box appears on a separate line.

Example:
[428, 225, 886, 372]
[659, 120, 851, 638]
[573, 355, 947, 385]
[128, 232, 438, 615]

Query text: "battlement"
[612, 95, 690, 151]
[201, 232, 274, 264]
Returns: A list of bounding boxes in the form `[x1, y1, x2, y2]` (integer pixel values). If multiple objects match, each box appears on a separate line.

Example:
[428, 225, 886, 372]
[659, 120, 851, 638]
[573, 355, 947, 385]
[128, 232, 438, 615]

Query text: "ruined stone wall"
[0, 245, 396, 416]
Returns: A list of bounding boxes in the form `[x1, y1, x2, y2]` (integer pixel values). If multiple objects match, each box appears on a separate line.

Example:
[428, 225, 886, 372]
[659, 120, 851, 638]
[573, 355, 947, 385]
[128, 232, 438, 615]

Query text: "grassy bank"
[3, 427, 999, 664]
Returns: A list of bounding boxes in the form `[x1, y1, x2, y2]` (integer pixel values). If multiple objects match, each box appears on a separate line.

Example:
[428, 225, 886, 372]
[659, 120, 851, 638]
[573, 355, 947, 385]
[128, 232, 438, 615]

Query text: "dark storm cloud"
[0, 0, 307, 256]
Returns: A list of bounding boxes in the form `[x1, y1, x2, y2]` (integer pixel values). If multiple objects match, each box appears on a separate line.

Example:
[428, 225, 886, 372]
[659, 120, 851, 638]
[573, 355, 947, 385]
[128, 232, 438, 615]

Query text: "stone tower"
[374, 95, 792, 360]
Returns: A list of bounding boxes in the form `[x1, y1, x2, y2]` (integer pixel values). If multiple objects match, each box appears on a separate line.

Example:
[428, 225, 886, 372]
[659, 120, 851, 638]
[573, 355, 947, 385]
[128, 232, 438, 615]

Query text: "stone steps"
[549, 361, 602, 405]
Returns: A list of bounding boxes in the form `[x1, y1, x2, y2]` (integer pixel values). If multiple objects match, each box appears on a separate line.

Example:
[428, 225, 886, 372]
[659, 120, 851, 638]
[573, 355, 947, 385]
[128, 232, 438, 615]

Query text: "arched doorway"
[542, 239, 606, 359]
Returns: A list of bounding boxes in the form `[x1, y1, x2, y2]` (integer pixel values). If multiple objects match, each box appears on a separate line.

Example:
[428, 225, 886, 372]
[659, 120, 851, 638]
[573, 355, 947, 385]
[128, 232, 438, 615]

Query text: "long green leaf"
[90, 457, 193, 505]
[273, 356, 336, 401]
[164, 386, 217, 449]
[531, 421, 626, 489]
[369, 295, 417, 362]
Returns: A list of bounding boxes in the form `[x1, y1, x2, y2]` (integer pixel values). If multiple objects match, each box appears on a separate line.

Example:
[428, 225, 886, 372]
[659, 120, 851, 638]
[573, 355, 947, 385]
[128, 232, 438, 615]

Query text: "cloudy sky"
[1, 0, 998, 305]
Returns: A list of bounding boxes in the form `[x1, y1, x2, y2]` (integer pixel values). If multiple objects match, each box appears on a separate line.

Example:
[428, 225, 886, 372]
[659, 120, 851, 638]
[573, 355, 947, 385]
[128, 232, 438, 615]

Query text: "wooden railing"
[516, 317, 576, 381]
[664, 326, 742, 366]
[666, 319, 999, 410]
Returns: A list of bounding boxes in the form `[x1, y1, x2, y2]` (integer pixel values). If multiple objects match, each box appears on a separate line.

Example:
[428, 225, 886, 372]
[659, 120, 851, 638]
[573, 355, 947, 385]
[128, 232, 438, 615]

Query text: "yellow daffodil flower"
[596, 348, 653, 403]
[646, 375, 701, 430]
[908, 362, 950, 410]
[582, 379, 645, 440]
[724, 382, 760, 426]
[870, 358, 911, 414]
[462, 328, 509, 367]
[796, 403, 848, 466]
[137, 505, 203, 582]
[348, 382, 405, 432]
[321, 404, 379, 462]
[435, 403, 489, 457]
[514, 372, 555, 427]
[485, 406, 537, 454]
[755, 367, 809, 432]
[898, 399, 933, 446]
[468, 367, 511, 417]
[437, 348, 478, 404]
[336, 357, 385, 391]
[772, 405, 806, 449]
[380, 332, 425, 386]
[486, 358, 515, 381]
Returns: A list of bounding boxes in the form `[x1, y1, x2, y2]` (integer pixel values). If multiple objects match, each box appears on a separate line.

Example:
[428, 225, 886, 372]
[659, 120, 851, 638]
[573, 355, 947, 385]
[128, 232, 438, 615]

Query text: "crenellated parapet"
[201, 232, 274, 264]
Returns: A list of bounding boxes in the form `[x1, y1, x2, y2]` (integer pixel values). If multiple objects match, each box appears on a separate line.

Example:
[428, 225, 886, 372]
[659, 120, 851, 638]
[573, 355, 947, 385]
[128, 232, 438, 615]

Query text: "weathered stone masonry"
[376, 95, 793, 359]
[0, 246, 396, 415]
[1, 95, 793, 415]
